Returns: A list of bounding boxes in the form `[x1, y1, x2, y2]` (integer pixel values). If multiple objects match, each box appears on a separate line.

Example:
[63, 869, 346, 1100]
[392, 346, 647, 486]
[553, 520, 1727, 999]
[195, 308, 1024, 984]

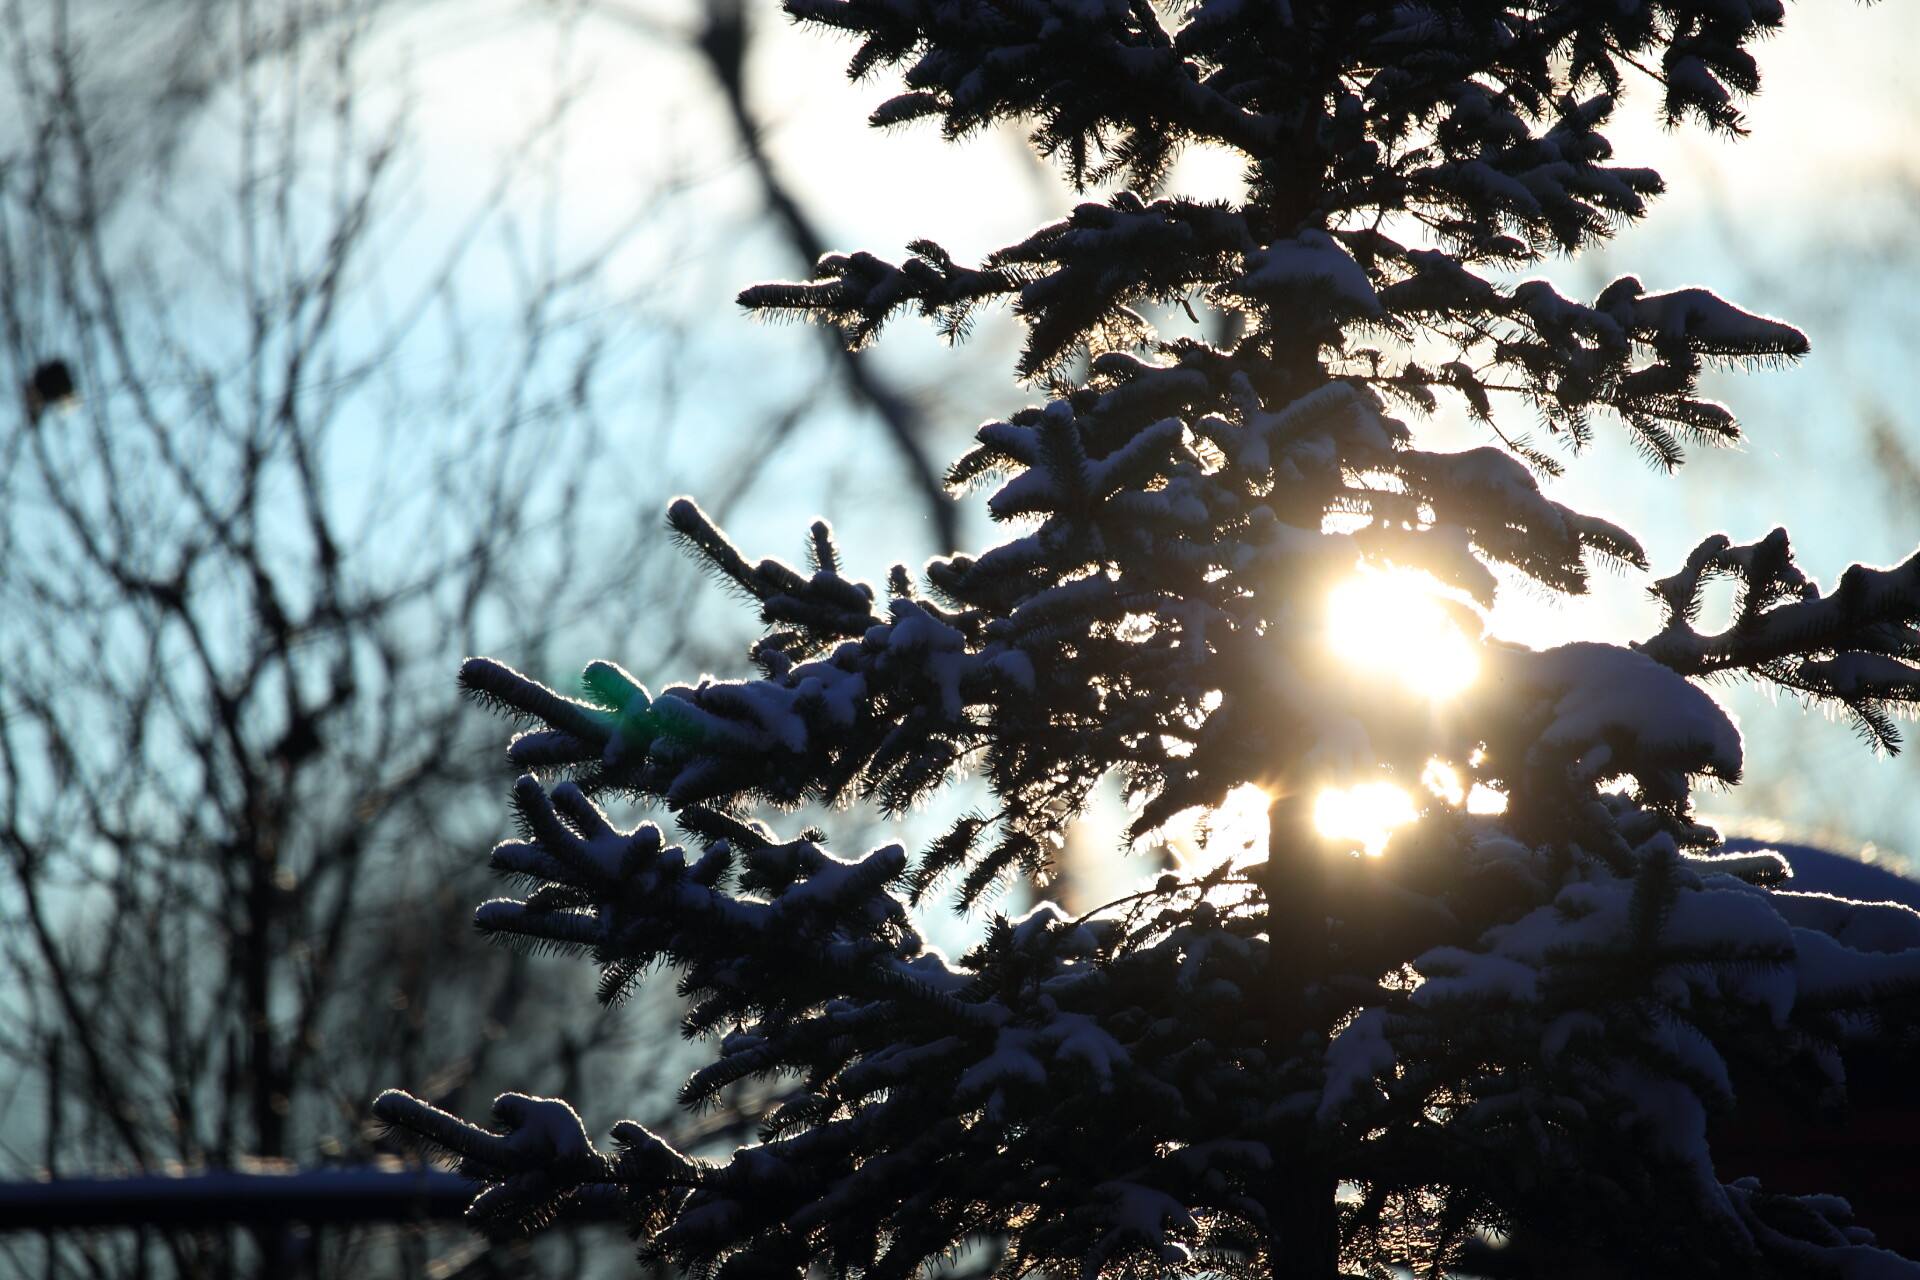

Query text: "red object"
[1714, 1058, 1920, 1256]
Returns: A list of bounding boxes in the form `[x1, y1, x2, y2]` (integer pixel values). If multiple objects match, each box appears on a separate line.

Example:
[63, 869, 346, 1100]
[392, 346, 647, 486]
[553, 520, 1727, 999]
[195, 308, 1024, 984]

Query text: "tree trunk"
[1272, 1166, 1340, 1280]
[1261, 795, 1341, 1279]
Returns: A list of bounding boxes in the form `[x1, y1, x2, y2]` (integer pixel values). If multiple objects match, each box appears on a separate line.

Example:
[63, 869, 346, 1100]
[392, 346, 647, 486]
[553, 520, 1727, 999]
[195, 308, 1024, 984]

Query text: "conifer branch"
[384, 4, 1920, 1276]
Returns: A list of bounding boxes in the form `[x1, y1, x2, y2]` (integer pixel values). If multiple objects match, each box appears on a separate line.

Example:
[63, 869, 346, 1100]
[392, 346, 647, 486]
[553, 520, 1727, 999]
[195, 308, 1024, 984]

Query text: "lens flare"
[1313, 782, 1417, 856]
[1421, 759, 1509, 815]
[1467, 786, 1508, 815]
[1326, 570, 1479, 698]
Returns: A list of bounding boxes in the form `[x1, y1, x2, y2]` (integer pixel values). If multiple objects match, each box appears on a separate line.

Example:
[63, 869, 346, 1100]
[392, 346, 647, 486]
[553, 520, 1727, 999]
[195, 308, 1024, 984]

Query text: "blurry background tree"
[0, 0, 1025, 1275]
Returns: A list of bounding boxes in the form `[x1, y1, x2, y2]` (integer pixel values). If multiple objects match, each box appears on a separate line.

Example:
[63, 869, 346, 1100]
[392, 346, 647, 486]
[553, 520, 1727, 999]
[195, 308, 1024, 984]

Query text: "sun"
[1325, 569, 1479, 699]
[1312, 762, 1508, 857]
[1313, 782, 1417, 856]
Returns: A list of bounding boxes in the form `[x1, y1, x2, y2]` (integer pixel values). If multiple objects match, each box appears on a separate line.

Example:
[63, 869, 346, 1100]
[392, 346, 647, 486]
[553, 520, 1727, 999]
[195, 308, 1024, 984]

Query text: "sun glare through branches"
[1298, 571, 1502, 854]
[1312, 783, 1417, 856]
[1325, 569, 1479, 699]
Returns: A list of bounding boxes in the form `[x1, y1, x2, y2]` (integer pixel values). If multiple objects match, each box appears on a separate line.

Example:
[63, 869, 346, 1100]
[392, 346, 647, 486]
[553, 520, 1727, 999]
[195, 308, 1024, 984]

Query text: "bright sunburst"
[1325, 569, 1479, 699]
[1314, 762, 1508, 857]
[1424, 758, 1509, 815]
[1313, 782, 1417, 856]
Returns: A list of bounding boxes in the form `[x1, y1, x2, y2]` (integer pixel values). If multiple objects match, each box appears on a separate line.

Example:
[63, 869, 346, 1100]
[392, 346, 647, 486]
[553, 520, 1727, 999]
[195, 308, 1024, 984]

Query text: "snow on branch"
[1638, 529, 1920, 751]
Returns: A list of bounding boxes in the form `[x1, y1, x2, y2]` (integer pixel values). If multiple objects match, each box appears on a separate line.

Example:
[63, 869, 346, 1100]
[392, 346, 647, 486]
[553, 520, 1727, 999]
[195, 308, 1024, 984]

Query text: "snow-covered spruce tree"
[378, 2, 1920, 1275]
